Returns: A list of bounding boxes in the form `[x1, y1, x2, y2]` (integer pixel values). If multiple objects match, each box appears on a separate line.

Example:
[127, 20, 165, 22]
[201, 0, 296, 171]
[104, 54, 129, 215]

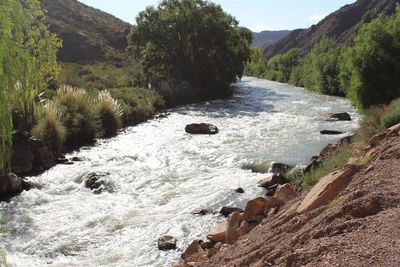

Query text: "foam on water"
[0, 78, 359, 267]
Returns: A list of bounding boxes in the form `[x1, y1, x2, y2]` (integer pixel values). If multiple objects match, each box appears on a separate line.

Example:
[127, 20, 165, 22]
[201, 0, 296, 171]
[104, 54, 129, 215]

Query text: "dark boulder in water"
[323, 112, 352, 121]
[185, 123, 218, 135]
[158, 235, 177, 251]
[320, 130, 345, 135]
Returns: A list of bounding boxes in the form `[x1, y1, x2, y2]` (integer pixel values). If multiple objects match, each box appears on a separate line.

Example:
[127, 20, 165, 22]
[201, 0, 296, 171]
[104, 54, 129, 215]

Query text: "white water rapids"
[0, 77, 359, 267]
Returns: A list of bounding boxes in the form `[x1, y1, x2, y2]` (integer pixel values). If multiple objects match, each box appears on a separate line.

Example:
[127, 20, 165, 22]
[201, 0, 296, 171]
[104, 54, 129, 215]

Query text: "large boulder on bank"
[207, 220, 228, 243]
[242, 197, 269, 221]
[297, 164, 360, 214]
[30, 137, 54, 170]
[158, 235, 177, 251]
[269, 162, 290, 174]
[257, 173, 289, 188]
[323, 112, 352, 121]
[274, 183, 298, 204]
[11, 132, 34, 174]
[185, 123, 218, 135]
[225, 211, 243, 244]
[181, 240, 207, 262]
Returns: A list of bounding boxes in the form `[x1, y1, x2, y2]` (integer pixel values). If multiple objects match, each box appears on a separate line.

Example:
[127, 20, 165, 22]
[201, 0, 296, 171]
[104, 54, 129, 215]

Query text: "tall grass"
[32, 101, 66, 153]
[97, 90, 123, 137]
[380, 98, 400, 129]
[54, 85, 101, 149]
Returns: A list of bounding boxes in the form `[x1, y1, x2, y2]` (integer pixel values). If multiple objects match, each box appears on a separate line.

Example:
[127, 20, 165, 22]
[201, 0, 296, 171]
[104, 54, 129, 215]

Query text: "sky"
[79, 0, 357, 32]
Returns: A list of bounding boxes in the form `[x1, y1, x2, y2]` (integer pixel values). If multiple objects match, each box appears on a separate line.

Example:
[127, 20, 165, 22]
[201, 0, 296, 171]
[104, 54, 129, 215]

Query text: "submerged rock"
[323, 112, 352, 121]
[234, 187, 245, 193]
[84, 172, 109, 194]
[185, 123, 218, 135]
[320, 130, 345, 135]
[158, 235, 177, 251]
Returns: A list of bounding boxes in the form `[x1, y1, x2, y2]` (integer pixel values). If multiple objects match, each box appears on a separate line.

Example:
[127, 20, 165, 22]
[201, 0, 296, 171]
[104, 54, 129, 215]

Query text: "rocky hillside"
[40, 0, 131, 62]
[175, 123, 400, 266]
[264, 0, 400, 59]
[252, 30, 291, 49]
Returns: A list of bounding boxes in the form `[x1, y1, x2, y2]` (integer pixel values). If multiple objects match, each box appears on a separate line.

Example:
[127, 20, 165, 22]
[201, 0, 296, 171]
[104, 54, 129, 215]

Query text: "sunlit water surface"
[1, 77, 359, 266]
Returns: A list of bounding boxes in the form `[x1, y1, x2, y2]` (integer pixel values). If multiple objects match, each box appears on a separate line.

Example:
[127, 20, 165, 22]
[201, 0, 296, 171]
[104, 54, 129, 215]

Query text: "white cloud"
[251, 24, 274, 32]
[308, 14, 326, 22]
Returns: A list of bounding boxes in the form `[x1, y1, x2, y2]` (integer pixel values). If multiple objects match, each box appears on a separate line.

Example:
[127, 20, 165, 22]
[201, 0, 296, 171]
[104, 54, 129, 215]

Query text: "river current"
[1, 77, 359, 266]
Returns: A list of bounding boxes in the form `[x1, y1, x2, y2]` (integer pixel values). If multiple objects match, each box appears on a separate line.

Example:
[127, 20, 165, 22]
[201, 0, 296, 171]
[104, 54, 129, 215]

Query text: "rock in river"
[323, 112, 352, 121]
[320, 130, 344, 135]
[158, 235, 177, 251]
[185, 123, 218, 135]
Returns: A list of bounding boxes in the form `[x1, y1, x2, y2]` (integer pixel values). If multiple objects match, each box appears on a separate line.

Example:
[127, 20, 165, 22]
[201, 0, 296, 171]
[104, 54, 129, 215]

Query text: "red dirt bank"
[179, 128, 400, 266]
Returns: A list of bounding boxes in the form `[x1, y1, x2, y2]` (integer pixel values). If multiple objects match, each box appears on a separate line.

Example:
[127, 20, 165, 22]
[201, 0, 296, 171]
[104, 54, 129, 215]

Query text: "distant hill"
[252, 30, 291, 49]
[40, 0, 131, 63]
[264, 0, 400, 59]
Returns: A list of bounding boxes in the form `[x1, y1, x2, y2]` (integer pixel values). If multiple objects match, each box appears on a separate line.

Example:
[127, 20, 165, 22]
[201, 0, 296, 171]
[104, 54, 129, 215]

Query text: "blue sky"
[79, 0, 356, 32]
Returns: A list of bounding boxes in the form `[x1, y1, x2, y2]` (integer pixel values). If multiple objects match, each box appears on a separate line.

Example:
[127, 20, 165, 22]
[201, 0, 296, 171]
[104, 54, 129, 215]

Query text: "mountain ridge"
[264, 0, 400, 59]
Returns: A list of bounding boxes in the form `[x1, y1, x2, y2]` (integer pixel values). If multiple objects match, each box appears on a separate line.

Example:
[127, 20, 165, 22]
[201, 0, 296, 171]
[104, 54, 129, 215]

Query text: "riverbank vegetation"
[245, 7, 400, 111]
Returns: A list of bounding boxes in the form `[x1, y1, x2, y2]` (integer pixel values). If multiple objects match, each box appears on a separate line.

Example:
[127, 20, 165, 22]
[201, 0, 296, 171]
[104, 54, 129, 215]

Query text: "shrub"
[97, 90, 123, 137]
[303, 146, 352, 187]
[241, 161, 271, 173]
[380, 98, 400, 129]
[110, 87, 164, 125]
[54, 85, 101, 149]
[32, 101, 66, 153]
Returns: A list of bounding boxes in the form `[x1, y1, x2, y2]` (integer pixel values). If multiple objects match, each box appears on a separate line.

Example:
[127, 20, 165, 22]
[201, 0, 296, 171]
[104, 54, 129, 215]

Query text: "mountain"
[40, 0, 131, 63]
[252, 30, 291, 49]
[264, 0, 400, 59]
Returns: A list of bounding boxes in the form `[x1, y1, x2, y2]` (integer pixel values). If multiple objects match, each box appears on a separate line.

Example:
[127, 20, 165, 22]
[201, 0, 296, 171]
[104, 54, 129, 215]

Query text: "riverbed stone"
[207, 220, 228, 243]
[320, 130, 345, 135]
[158, 235, 177, 251]
[185, 123, 219, 135]
[323, 112, 352, 121]
[269, 162, 291, 174]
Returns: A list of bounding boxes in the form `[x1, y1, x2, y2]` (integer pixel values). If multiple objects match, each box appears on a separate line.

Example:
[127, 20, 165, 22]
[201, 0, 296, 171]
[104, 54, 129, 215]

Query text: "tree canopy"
[128, 0, 252, 102]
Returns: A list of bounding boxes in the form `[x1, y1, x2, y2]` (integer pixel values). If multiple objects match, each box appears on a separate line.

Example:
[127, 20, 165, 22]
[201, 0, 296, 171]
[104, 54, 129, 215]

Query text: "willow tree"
[128, 0, 252, 102]
[0, 0, 60, 175]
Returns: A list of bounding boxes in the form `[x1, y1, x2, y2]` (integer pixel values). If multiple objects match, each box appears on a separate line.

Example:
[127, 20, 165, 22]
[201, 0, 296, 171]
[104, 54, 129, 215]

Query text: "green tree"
[290, 37, 343, 95]
[0, 0, 60, 175]
[244, 48, 267, 77]
[340, 7, 400, 109]
[128, 0, 252, 103]
[265, 48, 300, 82]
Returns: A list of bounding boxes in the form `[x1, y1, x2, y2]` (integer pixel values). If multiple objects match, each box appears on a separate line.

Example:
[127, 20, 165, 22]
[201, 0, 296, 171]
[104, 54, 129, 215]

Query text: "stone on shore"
[268, 162, 290, 174]
[242, 197, 269, 221]
[297, 164, 360, 214]
[274, 183, 298, 204]
[225, 212, 243, 244]
[185, 123, 219, 135]
[220, 207, 243, 217]
[158, 235, 177, 251]
[207, 220, 228, 243]
[257, 173, 289, 188]
[0, 173, 23, 196]
[181, 240, 207, 262]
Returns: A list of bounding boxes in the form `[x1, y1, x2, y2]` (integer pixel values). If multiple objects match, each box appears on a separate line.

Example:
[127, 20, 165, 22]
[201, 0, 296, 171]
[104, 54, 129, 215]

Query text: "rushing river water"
[1, 77, 359, 267]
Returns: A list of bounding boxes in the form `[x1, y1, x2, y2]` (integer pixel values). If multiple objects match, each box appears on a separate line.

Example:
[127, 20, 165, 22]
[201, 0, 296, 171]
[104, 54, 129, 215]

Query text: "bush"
[380, 98, 400, 129]
[32, 101, 66, 153]
[241, 162, 271, 173]
[54, 85, 101, 149]
[303, 146, 352, 187]
[97, 90, 123, 137]
[110, 87, 164, 125]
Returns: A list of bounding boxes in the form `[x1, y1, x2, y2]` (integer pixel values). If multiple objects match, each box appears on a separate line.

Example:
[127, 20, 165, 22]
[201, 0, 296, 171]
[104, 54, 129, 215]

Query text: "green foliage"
[57, 62, 145, 90]
[0, 0, 59, 174]
[340, 7, 400, 109]
[128, 0, 252, 103]
[265, 48, 300, 82]
[54, 86, 101, 149]
[244, 48, 268, 78]
[32, 101, 66, 153]
[290, 37, 343, 95]
[97, 90, 123, 137]
[380, 98, 400, 129]
[241, 161, 271, 173]
[303, 146, 352, 187]
[110, 87, 165, 125]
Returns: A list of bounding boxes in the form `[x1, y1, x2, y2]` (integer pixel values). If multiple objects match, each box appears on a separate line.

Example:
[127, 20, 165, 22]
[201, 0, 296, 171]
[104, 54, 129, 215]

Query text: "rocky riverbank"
[174, 123, 400, 267]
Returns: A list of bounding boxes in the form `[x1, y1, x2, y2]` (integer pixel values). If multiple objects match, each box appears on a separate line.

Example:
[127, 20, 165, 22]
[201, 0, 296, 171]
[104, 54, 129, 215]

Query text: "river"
[0, 77, 359, 267]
